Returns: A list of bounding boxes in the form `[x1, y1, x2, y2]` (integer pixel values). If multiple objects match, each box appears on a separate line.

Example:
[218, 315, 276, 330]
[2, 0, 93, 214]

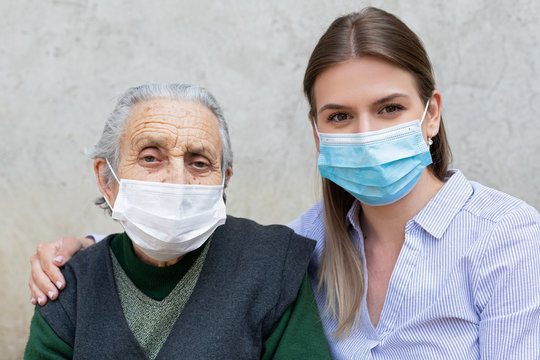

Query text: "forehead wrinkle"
[130, 99, 213, 123]
[132, 109, 220, 138]
[129, 113, 189, 126]
[129, 121, 221, 155]
[130, 124, 179, 150]
[125, 100, 222, 159]
[129, 101, 193, 119]
[172, 118, 222, 151]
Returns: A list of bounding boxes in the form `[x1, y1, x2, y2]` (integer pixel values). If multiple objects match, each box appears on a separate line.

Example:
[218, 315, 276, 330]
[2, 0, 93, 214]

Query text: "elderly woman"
[25, 84, 330, 359]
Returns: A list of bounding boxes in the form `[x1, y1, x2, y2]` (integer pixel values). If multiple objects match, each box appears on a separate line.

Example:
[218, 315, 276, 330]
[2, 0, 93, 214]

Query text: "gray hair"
[87, 83, 233, 209]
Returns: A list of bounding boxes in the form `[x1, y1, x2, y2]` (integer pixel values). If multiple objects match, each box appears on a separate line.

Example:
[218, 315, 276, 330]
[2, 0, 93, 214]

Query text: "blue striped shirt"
[289, 170, 540, 359]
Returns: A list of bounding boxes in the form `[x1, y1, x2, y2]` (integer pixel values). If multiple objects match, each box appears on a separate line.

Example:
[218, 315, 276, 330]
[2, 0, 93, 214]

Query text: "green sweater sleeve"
[261, 272, 331, 360]
[24, 307, 73, 360]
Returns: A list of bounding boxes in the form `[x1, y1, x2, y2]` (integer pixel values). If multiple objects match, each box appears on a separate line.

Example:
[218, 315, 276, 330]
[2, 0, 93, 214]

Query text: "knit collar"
[109, 233, 208, 300]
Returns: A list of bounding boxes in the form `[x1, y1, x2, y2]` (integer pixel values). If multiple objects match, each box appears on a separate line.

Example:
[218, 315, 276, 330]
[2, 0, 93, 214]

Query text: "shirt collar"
[412, 169, 473, 239]
[346, 199, 363, 231]
[344, 170, 473, 240]
[346, 199, 366, 253]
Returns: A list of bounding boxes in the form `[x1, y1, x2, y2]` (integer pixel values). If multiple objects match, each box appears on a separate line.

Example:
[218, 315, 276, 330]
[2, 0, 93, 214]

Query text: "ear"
[224, 166, 233, 188]
[425, 90, 442, 139]
[94, 158, 118, 207]
[309, 112, 320, 152]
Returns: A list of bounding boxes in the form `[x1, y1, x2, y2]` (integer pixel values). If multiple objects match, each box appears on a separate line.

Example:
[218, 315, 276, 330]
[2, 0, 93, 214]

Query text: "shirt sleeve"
[261, 272, 331, 360]
[476, 205, 540, 359]
[85, 233, 106, 243]
[24, 307, 73, 360]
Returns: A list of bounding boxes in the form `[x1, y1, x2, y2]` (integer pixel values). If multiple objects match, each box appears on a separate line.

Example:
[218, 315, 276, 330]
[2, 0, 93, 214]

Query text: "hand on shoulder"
[29, 236, 95, 306]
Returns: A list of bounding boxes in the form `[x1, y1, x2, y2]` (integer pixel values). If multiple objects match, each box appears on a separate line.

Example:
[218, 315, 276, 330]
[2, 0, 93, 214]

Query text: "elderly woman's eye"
[193, 161, 207, 168]
[329, 112, 351, 122]
[143, 156, 156, 162]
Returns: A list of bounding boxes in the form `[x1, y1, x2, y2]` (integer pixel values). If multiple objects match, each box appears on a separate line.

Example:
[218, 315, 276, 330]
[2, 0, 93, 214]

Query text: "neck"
[359, 169, 443, 244]
[132, 243, 184, 267]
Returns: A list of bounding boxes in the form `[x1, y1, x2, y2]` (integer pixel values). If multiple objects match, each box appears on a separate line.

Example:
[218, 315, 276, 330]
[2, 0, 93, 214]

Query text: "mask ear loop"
[106, 158, 120, 184]
[221, 171, 226, 188]
[312, 117, 322, 140]
[419, 99, 433, 146]
[419, 99, 431, 126]
[103, 159, 120, 210]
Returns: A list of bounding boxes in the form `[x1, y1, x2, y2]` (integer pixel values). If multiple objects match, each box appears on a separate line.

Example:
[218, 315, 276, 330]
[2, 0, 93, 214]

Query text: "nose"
[164, 159, 190, 184]
[353, 113, 372, 133]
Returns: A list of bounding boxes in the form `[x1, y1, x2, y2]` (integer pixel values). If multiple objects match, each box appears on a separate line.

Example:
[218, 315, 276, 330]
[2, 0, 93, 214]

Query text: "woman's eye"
[328, 112, 351, 122]
[143, 156, 156, 163]
[380, 104, 404, 114]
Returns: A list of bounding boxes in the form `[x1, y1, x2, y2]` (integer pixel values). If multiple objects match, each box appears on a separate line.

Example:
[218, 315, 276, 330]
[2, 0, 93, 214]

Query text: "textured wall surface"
[2, 0, 539, 357]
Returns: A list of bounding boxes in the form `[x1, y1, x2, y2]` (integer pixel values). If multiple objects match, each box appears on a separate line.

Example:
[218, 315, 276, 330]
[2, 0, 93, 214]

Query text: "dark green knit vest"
[38, 215, 315, 359]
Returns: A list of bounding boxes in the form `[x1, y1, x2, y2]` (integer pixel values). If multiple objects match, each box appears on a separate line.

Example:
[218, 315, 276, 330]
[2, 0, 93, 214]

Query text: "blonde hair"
[303, 7, 452, 335]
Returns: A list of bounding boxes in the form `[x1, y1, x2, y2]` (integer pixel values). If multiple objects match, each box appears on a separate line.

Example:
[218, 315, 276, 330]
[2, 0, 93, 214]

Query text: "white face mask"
[103, 160, 227, 261]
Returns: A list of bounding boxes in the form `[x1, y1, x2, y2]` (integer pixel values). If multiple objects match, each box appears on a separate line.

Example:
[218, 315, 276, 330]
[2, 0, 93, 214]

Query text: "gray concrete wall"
[2, 0, 539, 357]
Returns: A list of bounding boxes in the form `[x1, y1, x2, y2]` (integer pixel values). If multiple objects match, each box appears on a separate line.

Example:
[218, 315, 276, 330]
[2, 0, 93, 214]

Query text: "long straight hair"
[303, 7, 452, 335]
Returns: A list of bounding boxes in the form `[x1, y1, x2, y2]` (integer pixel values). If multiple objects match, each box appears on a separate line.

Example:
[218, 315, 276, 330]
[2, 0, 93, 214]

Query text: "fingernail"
[48, 291, 54, 299]
[31, 298, 36, 305]
[54, 256, 64, 263]
[56, 281, 63, 288]
[37, 297, 43, 305]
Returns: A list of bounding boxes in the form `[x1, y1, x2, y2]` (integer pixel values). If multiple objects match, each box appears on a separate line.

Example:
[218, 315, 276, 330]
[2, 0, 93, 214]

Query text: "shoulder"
[460, 180, 540, 243]
[431, 171, 539, 244]
[67, 234, 114, 270]
[37, 235, 116, 346]
[459, 179, 540, 295]
[217, 215, 315, 252]
[465, 180, 538, 224]
[210, 216, 317, 337]
[211, 216, 315, 273]
[466, 186, 540, 326]
[445, 174, 540, 253]
[222, 215, 302, 237]
[211, 214, 316, 282]
[45, 237, 113, 304]
[287, 201, 325, 239]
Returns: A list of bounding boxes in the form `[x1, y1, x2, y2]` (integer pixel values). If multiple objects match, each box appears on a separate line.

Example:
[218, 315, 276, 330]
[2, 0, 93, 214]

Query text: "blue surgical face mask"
[315, 101, 432, 206]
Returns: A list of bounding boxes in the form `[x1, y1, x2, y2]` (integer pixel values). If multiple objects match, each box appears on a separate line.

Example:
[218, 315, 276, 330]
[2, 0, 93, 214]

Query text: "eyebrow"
[372, 92, 410, 106]
[317, 103, 353, 115]
[132, 134, 218, 160]
[131, 133, 171, 150]
[317, 92, 410, 115]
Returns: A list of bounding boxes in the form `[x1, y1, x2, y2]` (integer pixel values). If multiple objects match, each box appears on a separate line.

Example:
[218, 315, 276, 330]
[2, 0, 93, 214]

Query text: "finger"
[51, 237, 89, 288]
[30, 253, 59, 301]
[29, 267, 49, 306]
[37, 240, 68, 290]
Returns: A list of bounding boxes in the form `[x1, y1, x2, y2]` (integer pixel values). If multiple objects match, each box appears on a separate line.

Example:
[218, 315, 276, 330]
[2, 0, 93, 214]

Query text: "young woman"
[29, 7, 540, 359]
[289, 7, 540, 358]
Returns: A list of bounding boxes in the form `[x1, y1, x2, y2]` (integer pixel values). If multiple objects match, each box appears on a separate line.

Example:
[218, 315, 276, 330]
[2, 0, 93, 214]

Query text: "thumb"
[53, 237, 87, 265]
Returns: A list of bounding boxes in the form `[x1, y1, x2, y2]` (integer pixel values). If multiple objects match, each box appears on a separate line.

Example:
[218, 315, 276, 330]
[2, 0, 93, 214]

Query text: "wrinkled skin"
[29, 98, 231, 305]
